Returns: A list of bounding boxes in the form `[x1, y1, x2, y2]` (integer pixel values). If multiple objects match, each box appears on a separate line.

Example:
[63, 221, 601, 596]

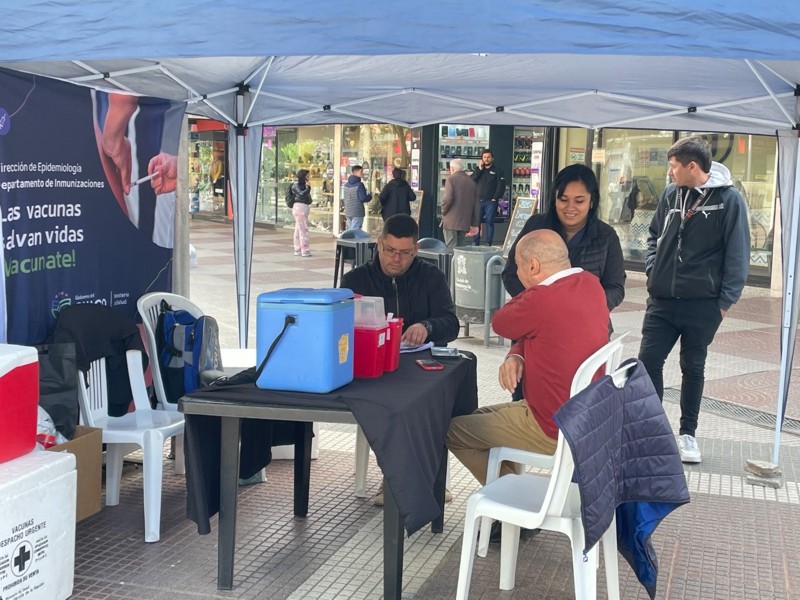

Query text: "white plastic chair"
[456, 337, 627, 600]
[477, 332, 629, 556]
[137, 292, 203, 474]
[77, 349, 185, 543]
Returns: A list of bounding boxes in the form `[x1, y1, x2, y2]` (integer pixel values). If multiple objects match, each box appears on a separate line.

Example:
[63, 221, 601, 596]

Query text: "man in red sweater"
[446, 229, 610, 485]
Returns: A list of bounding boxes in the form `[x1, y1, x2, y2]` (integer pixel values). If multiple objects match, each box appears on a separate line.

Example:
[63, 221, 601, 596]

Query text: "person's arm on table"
[401, 266, 460, 346]
[422, 269, 460, 345]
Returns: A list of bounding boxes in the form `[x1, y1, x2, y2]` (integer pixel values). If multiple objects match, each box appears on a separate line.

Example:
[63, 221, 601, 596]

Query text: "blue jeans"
[473, 199, 496, 246]
[346, 216, 364, 231]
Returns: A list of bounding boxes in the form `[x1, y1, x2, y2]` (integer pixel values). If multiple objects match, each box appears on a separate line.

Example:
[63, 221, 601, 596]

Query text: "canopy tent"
[2, 0, 800, 459]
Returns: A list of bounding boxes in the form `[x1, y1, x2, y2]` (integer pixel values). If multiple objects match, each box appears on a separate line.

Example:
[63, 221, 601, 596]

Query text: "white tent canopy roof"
[2, 1, 800, 135]
[1, 54, 797, 135]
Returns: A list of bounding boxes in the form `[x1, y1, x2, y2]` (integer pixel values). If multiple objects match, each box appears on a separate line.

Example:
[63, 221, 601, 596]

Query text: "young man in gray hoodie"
[638, 135, 750, 464]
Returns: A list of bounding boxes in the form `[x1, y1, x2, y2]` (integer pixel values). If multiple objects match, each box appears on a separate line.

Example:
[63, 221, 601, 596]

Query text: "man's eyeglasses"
[381, 245, 416, 258]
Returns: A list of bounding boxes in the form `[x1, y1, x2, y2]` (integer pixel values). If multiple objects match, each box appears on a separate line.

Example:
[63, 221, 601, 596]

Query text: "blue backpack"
[156, 299, 222, 404]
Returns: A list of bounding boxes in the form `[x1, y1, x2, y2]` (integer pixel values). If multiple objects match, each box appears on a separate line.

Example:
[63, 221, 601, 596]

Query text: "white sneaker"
[678, 434, 702, 463]
[293, 251, 301, 256]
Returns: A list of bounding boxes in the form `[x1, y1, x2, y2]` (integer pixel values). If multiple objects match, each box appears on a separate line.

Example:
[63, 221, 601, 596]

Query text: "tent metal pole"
[70, 61, 162, 81]
[243, 57, 273, 125]
[235, 92, 249, 349]
[244, 57, 275, 86]
[503, 108, 587, 128]
[773, 133, 800, 464]
[745, 59, 796, 124]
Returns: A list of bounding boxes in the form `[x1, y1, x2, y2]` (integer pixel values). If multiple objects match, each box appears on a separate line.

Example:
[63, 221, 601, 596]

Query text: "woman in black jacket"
[378, 168, 416, 220]
[502, 163, 625, 311]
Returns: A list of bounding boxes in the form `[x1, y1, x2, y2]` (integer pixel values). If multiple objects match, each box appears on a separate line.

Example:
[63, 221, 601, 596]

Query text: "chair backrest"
[340, 228, 370, 240]
[543, 335, 627, 517]
[76, 356, 110, 428]
[77, 350, 157, 428]
[417, 237, 448, 251]
[137, 292, 204, 409]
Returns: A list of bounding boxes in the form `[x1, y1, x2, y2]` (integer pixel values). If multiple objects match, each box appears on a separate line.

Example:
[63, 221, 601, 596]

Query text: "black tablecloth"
[183, 414, 301, 534]
[182, 352, 478, 536]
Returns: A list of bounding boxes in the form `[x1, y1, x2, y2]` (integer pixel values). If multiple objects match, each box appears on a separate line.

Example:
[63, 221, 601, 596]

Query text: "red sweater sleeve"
[492, 285, 541, 342]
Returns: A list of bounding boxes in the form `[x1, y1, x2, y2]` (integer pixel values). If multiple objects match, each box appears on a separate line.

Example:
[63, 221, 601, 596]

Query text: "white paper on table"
[399, 341, 434, 354]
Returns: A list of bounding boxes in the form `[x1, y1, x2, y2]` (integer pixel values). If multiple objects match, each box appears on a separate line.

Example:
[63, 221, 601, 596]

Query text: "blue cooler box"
[256, 288, 354, 393]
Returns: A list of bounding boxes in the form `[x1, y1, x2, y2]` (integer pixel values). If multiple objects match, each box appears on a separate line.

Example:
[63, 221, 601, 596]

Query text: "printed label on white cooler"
[0, 516, 50, 599]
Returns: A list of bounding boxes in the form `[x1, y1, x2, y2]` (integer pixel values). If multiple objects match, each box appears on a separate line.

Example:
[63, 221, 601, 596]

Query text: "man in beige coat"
[440, 158, 480, 248]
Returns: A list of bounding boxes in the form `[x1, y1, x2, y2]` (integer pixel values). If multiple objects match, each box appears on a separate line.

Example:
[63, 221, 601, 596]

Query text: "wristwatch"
[421, 321, 433, 337]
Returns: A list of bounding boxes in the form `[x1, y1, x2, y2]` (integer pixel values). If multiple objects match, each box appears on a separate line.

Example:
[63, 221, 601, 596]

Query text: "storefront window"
[188, 128, 228, 218]
[340, 124, 411, 237]
[257, 127, 277, 223]
[685, 132, 776, 281]
[592, 129, 775, 280]
[255, 125, 336, 230]
[592, 129, 673, 263]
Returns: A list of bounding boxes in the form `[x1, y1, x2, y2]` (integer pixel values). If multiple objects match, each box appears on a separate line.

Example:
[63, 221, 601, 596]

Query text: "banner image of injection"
[0, 67, 185, 344]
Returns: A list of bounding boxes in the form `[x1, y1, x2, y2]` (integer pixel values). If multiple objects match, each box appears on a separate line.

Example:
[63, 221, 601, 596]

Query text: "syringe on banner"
[130, 171, 159, 187]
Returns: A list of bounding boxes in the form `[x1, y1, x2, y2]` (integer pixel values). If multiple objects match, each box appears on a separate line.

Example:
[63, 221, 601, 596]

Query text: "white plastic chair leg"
[446, 451, 452, 489]
[602, 517, 621, 600]
[173, 433, 185, 475]
[570, 520, 599, 600]
[498, 523, 521, 590]
[455, 499, 482, 600]
[142, 430, 166, 543]
[354, 426, 369, 497]
[477, 516, 493, 557]
[105, 444, 126, 506]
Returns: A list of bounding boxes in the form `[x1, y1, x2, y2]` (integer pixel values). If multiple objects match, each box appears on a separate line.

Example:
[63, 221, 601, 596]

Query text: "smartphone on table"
[431, 346, 459, 358]
[416, 359, 444, 371]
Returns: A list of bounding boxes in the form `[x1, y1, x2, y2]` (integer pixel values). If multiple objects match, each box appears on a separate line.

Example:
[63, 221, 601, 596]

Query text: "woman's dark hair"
[547, 164, 600, 228]
[392, 167, 404, 180]
[296, 169, 310, 185]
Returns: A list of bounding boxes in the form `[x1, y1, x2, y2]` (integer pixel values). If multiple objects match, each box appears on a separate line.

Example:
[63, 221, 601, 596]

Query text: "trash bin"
[452, 246, 503, 324]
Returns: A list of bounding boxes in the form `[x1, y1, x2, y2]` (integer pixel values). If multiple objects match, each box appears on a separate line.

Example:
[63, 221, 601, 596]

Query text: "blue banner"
[0, 68, 185, 344]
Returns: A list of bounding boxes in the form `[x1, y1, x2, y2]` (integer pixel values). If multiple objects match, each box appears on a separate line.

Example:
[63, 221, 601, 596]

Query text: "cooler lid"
[0, 451, 75, 499]
[0, 344, 38, 378]
[258, 288, 354, 305]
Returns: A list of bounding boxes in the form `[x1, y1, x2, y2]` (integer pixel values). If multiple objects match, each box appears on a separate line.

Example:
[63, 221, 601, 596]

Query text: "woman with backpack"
[288, 169, 313, 257]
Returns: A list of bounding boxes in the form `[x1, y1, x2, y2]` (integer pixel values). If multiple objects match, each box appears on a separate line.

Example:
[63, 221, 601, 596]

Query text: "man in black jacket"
[639, 136, 750, 464]
[471, 148, 506, 246]
[341, 214, 459, 347]
[341, 214, 460, 506]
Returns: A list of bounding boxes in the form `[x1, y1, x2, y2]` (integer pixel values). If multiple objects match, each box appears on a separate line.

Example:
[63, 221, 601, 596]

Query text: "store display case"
[511, 127, 545, 213]
[437, 124, 490, 214]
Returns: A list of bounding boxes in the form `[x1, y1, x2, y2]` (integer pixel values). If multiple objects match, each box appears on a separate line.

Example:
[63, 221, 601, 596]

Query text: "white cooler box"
[0, 451, 76, 600]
